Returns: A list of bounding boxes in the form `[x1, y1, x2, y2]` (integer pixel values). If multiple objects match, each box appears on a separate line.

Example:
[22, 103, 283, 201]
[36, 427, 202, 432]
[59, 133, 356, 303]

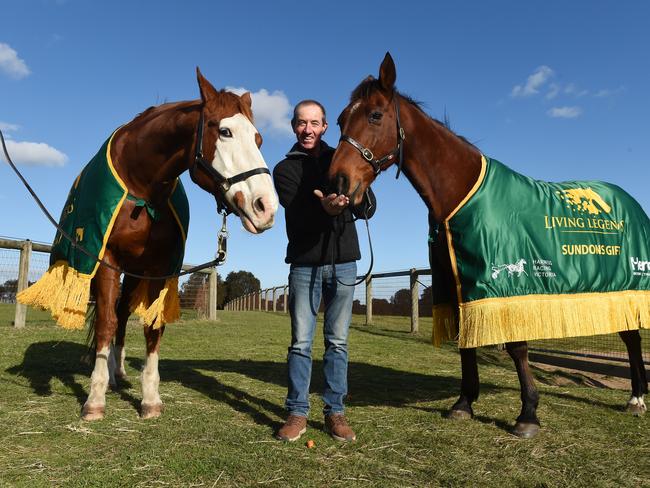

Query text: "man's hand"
[314, 189, 350, 216]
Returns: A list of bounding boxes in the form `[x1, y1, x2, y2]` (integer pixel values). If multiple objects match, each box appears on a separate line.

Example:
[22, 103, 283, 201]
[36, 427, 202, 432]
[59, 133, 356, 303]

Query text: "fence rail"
[224, 267, 432, 334]
[224, 268, 649, 363]
[0, 237, 217, 327]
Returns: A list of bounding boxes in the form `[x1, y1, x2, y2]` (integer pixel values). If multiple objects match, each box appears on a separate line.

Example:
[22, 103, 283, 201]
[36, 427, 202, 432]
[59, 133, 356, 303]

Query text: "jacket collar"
[286, 141, 334, 159]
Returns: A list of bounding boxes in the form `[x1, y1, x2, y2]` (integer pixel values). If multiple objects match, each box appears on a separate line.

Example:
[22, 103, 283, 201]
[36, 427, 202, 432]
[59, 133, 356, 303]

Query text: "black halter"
[190, 109, 271, 214]
[339, 96, 406, 179]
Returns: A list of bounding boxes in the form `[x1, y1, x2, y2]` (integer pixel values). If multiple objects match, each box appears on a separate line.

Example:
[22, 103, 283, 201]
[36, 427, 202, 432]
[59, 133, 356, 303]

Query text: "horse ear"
[196, 67, 217, 103]
[240, 91, 253, 109]
[378, 52, 396, 92]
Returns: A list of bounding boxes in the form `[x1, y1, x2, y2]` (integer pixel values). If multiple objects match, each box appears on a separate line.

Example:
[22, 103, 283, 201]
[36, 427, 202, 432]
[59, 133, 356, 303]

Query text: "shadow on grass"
[7, 341, 629, 435]
[6, 341, 90, 407]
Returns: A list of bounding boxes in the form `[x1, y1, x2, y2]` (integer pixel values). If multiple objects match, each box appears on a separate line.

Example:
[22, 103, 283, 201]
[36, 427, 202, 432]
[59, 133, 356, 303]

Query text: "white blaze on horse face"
[209, 114, 278, 233]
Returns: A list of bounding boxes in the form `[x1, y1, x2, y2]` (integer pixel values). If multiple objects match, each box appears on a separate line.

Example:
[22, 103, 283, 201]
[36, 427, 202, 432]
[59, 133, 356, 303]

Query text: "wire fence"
[225, 269, 649, 363]
[0, 238, 214, 326]
[2, 237, 647, 363]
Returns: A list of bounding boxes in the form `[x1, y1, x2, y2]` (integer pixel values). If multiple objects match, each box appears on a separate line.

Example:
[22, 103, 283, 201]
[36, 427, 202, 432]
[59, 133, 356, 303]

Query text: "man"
[273, 100, 376, 442]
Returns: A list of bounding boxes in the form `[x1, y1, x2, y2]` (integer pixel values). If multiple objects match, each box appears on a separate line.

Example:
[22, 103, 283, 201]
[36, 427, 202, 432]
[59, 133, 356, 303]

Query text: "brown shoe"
[275, 414, 307, 442]
[324, 413, 356, 442]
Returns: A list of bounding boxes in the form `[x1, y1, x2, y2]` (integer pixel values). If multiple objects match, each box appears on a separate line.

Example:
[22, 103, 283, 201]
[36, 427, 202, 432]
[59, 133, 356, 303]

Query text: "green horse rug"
[18, 131, 189, 330]
[432, 155, 650, 348]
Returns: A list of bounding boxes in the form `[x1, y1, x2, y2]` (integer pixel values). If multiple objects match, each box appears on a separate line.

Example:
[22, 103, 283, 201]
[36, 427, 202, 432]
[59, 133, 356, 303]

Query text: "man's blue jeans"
[285, 262, 357, 417]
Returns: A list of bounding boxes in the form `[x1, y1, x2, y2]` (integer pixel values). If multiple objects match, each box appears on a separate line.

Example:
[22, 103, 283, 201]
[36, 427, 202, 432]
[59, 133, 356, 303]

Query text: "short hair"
[291, 99, 327, 128]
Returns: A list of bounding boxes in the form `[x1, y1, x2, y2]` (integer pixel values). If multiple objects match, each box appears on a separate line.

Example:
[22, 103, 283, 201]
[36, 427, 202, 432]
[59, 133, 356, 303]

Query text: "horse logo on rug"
[557, 187, 611, 215]
[490, 258, 528, 279]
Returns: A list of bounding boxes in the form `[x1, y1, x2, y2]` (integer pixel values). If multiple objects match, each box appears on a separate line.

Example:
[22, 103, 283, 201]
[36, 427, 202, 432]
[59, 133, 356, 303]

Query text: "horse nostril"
[253, 197, 265, 214]
[336, 173, 349, 196]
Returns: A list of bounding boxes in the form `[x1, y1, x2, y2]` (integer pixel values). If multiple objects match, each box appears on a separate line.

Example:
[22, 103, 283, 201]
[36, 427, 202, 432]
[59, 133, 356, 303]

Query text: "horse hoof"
[447, 409, 472, 421]
[512, 422, 540, 438]
[626, 403, 647, 416]
[141, 403, 163, 419]
[81, 405, 105, 421]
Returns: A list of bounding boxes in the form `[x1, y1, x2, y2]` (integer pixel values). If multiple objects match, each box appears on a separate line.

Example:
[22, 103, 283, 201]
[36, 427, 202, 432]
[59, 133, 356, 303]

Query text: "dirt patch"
[529, 352, 631, 390]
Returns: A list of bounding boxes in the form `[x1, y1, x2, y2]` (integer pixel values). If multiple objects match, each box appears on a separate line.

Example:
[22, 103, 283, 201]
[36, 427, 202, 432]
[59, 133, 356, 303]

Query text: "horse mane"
[129, 91, 254, 126]
[349, 76, 478, 150]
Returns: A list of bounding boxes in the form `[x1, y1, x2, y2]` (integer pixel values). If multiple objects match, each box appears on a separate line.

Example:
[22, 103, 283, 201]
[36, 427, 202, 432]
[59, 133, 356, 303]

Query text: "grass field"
[1, 304, 649, 487]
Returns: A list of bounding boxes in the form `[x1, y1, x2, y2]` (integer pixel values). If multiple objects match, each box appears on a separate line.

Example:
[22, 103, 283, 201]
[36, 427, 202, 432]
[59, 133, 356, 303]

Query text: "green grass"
[1, 304, 649, 487]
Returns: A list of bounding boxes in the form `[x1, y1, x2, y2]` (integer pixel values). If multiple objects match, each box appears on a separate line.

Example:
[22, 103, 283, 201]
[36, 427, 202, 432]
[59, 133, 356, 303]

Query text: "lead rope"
[0, 129, 227, 280]
[332, 189, 374, 287]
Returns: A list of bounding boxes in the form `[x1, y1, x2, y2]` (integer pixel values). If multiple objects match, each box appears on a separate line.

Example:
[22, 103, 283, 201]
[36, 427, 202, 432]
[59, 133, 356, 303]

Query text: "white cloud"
[1, 140, 68, 166]
[226, 86, 293, 135]
[594, 86, 624, 98]
[546, 83, 560, 100]
[511, 66, 554, 97]
[0, 43, 30, 79]
[547, 106, 582, 119]
[0, 121, 20, 132]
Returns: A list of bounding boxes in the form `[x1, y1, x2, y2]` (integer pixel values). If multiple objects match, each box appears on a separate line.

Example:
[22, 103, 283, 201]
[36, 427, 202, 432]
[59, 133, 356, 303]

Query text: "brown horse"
[26, 69, 278, 421]
[328, 53, 648, 438]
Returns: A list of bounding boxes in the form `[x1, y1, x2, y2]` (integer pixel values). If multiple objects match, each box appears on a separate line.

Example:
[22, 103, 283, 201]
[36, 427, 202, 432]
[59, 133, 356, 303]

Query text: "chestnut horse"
[328, 53, 648, 438]
[78, 70, 278, 420]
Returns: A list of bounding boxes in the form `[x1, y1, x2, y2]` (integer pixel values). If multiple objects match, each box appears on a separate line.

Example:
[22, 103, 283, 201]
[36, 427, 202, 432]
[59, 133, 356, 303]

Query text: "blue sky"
[1, 0, 649, 288]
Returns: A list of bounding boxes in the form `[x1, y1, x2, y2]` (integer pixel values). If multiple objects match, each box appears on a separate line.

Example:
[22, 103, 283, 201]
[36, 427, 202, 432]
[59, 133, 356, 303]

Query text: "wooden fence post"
[410, 268, 419, 333]
[265, 289, 269, 312]
[14, 239, 32, 329]
[272, 287, 277, 312]
[365, 273, 372, 325]
[209, 268, 217, 320]
[283, 285, 288, 313]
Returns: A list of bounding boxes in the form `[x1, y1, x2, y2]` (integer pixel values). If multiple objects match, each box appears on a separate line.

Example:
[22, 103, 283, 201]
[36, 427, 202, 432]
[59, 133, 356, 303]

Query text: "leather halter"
[190, 109, 271, 214]
[339, 96, 406, 179]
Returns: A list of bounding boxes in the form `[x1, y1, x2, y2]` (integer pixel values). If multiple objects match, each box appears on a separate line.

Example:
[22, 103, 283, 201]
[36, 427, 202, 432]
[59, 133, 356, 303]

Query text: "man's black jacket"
[273, 142, 376, 265]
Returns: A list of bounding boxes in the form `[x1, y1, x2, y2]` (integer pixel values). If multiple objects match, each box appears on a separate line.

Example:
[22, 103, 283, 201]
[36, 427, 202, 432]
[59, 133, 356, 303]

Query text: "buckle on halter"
[362, 148, 374, 161]
[221, 181, 231, 192]
[399, 127, 406, 140]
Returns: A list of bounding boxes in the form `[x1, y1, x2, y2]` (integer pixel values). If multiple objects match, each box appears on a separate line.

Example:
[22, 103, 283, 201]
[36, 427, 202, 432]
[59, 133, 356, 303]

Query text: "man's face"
[293, 104, 327, 153]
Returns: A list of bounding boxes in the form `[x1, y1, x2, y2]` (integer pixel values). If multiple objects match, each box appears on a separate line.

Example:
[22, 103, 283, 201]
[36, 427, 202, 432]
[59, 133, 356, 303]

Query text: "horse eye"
[219, 128, 232, 138]
[369, 111, 383, 122]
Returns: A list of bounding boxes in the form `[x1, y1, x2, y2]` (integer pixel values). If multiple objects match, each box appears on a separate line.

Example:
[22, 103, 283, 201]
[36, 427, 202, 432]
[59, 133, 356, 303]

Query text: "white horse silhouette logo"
[491, 259, 528, 279]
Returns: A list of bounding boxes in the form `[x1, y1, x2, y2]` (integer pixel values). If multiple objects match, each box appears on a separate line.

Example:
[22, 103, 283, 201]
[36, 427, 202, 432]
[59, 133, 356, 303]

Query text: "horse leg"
[505, 341, 540, 438]
[448, 348, 479, 420]
[82, 257, 121, 420]
[139, 278, 168, 419]
[619, 330, 648, 416]
[113, 276, 139, 382]
[141, 323, 166, 419]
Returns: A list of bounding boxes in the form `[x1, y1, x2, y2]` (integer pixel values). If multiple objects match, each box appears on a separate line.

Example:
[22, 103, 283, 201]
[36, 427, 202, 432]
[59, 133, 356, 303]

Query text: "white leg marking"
[628, 395, 647, 411]
[141, 351, 161, 407]
[84, 345, 110, 411]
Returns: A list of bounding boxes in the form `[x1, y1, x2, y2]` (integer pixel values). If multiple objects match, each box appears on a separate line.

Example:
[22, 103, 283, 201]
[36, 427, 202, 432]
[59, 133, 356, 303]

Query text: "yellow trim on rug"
[431, 303, 458, 346]
[168, 178, 187, 243]
[89, 129, 128, 278]
[130, 278, 181, 329]
[17, 260, 92, 329]
[457, 289, 650, 348]
[444, 155, 488, 304]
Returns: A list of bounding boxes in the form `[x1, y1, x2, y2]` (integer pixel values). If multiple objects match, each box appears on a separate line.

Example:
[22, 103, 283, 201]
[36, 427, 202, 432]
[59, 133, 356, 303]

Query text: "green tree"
[390, 288, 411, 316]
[224, 270, 260, 303]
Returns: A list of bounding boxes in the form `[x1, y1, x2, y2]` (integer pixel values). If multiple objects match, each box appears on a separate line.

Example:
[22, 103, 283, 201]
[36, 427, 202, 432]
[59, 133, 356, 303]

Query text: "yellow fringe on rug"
[458, 290, 650, 348]
[431, 304, 458, 346]
[17, 260, 92, 330]
[130, 277, 180, 329]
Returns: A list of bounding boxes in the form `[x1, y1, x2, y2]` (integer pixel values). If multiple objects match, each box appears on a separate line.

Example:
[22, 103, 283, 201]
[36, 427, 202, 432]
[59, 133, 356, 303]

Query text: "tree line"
[179, 270, 260, 310]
